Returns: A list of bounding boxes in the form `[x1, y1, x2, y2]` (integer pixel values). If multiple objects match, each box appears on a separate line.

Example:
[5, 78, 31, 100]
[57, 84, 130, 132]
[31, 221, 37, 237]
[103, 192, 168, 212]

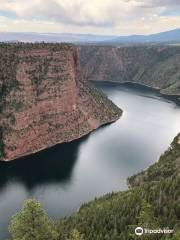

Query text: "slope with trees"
[79, 45, 180, 95]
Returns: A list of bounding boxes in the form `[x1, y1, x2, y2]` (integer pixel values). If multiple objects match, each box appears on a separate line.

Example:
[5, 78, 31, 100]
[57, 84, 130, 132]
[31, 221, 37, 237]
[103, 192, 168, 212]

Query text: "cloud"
[0, 0, 120, 27]
[124, 0, 180, 7]
[0, 0, 179, 35]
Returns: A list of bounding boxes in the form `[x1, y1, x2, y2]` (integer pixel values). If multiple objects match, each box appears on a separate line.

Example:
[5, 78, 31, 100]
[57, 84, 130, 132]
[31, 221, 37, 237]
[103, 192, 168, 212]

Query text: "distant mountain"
[108, 28, 180, 43]
[0, 32, 115, 43]
[0, 28, 180, 43]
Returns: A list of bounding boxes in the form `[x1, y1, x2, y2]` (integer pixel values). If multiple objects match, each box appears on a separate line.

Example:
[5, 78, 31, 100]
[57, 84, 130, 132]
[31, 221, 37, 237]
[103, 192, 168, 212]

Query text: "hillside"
[107, 28, 180, 43]
[79, 45, 180, 95]
[0, 43, 121, 161]
[57, 134, 180, 240]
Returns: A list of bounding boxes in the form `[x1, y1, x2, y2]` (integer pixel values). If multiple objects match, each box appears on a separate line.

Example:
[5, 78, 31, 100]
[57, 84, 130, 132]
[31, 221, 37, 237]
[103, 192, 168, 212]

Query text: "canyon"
[0, 43, 121, 161]
[79, 45, 180, 95]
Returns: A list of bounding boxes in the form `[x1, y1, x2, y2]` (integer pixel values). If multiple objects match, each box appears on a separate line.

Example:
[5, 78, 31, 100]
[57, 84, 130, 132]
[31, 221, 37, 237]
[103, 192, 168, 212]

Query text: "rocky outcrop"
[0, 43, 121, 161]
[79, 45, 180, 95]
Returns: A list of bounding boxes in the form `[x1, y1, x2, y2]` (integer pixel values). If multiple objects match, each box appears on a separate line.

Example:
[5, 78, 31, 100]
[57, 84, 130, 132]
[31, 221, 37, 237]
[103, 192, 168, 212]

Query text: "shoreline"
[90, 80, 180, 99]
[1, 114, 122, 162]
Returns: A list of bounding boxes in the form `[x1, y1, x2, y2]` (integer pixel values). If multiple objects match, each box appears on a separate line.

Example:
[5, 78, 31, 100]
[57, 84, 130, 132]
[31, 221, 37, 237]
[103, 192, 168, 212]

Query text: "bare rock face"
[0, 43, 121, 161]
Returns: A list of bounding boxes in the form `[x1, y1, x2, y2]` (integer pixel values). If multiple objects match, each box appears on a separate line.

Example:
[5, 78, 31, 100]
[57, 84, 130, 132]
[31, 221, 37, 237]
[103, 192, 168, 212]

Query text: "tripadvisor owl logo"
[135, 227, 144, 236]
[134, 226, 174, 236]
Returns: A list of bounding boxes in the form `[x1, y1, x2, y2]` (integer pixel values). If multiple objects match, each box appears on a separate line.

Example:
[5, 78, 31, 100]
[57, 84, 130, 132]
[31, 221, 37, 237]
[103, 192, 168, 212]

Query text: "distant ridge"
[0, 32, 115, 43]
[109, 28, 180, 43]
[0, 28, 180, 43]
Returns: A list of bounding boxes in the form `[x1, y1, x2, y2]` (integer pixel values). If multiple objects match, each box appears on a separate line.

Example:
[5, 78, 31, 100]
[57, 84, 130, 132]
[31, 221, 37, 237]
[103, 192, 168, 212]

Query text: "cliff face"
[0, 43, 121, 161]
[79, 45, 180, 95]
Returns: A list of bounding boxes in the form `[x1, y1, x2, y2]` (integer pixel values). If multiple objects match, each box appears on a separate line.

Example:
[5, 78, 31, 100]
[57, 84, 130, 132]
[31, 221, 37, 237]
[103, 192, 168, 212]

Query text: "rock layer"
[79, 45, 180, 95]
[0, 43, 121, 161]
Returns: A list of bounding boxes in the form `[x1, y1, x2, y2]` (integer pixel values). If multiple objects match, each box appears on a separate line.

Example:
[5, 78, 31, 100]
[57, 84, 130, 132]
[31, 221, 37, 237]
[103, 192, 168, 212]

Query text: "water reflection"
[0, 136, 88, 190]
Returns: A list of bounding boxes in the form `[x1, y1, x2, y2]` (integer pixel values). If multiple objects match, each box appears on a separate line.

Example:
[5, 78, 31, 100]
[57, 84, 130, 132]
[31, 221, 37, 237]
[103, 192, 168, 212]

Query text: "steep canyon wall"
[79, 45, 180, 95]
[0, 43, 121, 161]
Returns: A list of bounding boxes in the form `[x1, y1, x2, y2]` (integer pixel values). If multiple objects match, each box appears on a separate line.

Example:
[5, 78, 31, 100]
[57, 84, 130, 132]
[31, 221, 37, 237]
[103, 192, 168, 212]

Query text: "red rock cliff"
[0, 43, 121, 161]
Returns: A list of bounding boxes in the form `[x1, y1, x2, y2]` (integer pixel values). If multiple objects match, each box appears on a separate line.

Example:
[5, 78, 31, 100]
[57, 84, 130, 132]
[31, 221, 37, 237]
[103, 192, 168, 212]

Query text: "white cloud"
[0, 0, 179, 35]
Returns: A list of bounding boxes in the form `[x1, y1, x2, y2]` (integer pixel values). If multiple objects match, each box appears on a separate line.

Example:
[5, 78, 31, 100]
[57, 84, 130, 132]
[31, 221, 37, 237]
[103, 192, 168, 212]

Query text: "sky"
[0, 0, 180, 36]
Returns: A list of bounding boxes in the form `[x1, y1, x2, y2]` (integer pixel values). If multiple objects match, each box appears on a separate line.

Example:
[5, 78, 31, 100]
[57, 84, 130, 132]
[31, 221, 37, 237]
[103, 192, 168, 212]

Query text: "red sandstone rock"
[0, 43, 121, 161]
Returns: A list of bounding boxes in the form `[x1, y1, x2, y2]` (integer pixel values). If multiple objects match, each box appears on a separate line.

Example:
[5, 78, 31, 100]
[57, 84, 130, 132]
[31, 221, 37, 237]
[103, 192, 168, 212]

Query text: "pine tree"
[171, 231, 180, 240]
[129, 201, 160, 240]
[66, 229, 84, 240]
[138, 200, 158, 229]
[9, 199, 58, 240]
